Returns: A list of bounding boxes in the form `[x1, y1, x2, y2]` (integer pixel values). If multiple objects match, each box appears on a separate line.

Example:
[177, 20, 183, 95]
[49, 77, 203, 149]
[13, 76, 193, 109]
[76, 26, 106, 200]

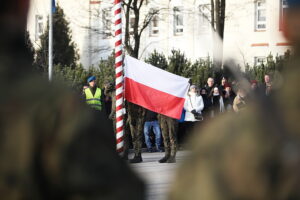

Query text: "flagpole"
[49, 0, 53, 81]
[114, 0, 124, 154]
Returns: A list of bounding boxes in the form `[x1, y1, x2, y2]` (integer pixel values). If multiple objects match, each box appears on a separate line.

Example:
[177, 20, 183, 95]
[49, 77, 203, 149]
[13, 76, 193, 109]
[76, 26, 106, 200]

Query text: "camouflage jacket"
[169, 54, 300, 200]
[0, 32, 144, 200]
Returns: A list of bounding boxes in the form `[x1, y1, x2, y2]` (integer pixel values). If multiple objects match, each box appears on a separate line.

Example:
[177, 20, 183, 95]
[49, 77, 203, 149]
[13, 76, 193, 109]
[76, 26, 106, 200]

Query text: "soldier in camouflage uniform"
[158, 114, 178, 163]
[128, 102, 145, 163]
[104, 82, 116, 128]
[0, 1, 145, 199]
[169, 1, 300, 199]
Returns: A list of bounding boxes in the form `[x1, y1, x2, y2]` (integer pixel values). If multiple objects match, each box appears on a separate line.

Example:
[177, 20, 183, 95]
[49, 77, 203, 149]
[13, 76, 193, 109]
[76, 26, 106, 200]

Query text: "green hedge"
[51, 49, 291, 91]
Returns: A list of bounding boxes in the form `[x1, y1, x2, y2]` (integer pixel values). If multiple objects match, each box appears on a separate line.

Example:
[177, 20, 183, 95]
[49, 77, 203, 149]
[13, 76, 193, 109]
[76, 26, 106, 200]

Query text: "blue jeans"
[144, 120, 162, 150]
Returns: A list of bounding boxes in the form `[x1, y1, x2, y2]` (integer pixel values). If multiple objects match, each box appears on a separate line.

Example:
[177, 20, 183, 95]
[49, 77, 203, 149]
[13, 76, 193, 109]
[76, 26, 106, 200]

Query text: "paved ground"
[129, 151, 189, 200]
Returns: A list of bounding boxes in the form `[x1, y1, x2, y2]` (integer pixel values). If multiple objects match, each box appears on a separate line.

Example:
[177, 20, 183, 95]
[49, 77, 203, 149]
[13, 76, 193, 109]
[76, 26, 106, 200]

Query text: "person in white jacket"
[183, 85, 204, 141]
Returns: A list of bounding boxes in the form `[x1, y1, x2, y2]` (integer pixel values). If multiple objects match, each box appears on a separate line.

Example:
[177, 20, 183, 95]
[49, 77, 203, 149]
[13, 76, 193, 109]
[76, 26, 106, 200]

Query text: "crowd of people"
[81, 72, 275, 163]
[190, 75, 272, 116]
[178, 74, 273, 144]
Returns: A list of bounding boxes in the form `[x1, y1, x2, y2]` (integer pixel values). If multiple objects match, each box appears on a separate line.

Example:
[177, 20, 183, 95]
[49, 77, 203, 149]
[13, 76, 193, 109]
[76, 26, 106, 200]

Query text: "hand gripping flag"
[124, 55, 190, 119]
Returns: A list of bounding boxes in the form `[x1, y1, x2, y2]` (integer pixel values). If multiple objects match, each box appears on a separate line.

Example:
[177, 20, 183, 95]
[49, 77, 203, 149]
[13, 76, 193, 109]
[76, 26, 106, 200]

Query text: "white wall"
[139, 0, 213, 62]
[223, 0, 291, 68]
[27, 0, 114, 68]
[27, 0, 290, 69]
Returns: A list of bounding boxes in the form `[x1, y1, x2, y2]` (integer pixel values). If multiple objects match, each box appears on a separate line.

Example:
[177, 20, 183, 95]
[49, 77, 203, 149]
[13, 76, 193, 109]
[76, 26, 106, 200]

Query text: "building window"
[129, 12, 135, 35]
[255, 1, 266, 30]
[254, 56, 266, 65]
[35, 15, 43, 41]
[102, 8, 112, 38]
[279, 0, 288, 30]
[150, 13, 159, 36]
[198, 4, 210, 33]
[174, 7, 183, 35]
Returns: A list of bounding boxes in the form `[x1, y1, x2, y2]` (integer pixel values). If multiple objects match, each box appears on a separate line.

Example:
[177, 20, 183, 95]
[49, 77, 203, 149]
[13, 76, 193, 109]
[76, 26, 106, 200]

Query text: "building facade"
[27, 0, 290, 68]
[223, 0, 290, 67]
[27, 0, 114, 67]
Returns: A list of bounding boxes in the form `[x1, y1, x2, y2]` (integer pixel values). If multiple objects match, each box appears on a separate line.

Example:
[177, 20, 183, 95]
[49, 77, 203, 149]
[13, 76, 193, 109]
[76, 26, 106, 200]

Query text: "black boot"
[167, 150, 176, 163]
[167, 155, 176, 163]
[129, 153, 143, 163]
[158, 155, 170, 163]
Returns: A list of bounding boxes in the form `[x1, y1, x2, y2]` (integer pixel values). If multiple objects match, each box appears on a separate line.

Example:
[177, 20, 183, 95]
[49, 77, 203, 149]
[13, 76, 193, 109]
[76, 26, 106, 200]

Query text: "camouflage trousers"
[129, 119, 143, 155]
[125, 102, 145, 155]
[159, 116, 178, 156]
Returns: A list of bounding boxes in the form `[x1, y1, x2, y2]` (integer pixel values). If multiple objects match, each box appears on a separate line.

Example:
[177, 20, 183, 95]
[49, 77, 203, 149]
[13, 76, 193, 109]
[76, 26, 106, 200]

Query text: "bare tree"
[214, 0, 225, 71]
[200, 0, 226, 70]
[123, 0, 160, 58]
[211, 0, 226, 40]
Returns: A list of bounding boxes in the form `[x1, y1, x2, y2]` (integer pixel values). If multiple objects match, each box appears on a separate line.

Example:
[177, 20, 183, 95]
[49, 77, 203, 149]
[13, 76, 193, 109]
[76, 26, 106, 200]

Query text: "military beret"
[224, 83, 231, 88]
[87, 76, 96, 83]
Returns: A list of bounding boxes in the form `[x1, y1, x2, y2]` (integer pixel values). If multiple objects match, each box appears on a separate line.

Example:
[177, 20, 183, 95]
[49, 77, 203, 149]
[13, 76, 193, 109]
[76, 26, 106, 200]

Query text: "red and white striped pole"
[114, 0, 124, 153]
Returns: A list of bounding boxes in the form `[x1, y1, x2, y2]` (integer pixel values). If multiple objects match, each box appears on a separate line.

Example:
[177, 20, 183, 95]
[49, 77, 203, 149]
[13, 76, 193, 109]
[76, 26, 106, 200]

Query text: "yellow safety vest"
[85, 87, 102, 111]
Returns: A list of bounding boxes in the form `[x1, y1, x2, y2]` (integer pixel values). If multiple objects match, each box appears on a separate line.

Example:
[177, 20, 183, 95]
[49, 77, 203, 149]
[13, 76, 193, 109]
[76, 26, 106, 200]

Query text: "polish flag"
[124, 55, 190, 119]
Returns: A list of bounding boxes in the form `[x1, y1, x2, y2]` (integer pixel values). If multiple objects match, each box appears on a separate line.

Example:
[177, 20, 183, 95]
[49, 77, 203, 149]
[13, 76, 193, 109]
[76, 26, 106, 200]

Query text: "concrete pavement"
[129, 151, 189, 200]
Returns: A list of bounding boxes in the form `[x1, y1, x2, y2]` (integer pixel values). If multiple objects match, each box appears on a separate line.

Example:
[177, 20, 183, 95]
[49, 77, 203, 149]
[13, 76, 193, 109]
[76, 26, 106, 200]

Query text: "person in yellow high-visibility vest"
[84, 76, 102, 111]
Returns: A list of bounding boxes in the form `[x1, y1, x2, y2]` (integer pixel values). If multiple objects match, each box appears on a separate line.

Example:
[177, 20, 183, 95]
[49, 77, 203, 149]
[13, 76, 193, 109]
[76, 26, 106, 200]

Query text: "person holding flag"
[124, 55, 190, 163]
[158, 114, 179, 163]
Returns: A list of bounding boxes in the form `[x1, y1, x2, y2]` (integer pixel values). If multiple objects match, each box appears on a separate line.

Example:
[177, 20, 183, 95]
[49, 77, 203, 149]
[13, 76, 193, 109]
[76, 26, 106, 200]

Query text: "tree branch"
[123, 0, 134, 55]
[210, 0, 215, 30]
[138, 0, 145, 10]
[138, 9, 160, 37]
[123, 0, 134, 10]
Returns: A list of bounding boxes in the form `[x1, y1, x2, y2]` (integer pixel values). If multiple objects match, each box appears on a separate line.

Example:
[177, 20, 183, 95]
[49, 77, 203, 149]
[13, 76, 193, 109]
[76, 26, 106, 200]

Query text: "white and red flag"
[124, 55, 190, 119]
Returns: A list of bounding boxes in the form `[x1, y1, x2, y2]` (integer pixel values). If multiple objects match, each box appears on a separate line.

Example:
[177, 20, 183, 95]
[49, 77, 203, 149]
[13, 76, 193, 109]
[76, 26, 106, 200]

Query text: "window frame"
[279, 0, 288, 31]
[255, 1, 267, 31]
[173, 7, 184, 35]
[35, 15, 43, 41]
[254, 56, 266, 66]
[198, 4, 210, 33]
[150, 13, 159, 36]
[129, 12, 135, 35]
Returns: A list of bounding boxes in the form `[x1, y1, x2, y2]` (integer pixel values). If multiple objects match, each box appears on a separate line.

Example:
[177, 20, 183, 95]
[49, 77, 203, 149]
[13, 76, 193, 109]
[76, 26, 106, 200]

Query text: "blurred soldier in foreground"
[169, 1, 300, 199]
[0, 1, 144, 199]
